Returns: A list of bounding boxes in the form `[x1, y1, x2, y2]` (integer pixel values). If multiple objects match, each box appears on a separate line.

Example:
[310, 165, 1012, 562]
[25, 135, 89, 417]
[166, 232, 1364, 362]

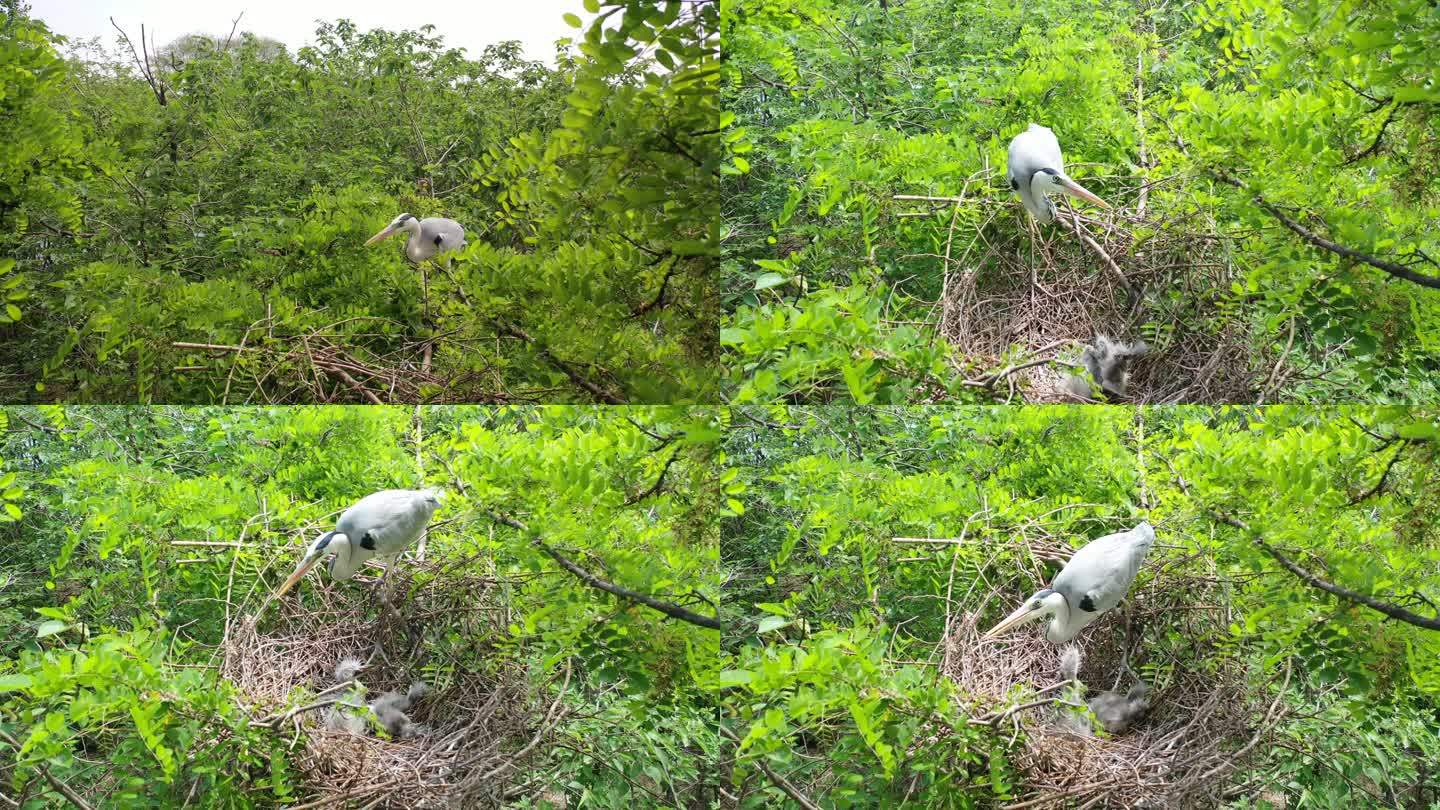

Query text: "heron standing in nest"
[984, 521, 1155, 644]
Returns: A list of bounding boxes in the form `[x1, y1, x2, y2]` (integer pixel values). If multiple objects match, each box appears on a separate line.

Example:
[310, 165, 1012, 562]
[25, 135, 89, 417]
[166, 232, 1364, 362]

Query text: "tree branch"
[0, 727, 95, 810]
[1211, 169, 1440, 289]
[624, 445, 683, 505]
[1167, 461, 1440, 631]
[1346, 439, 1414, 504]
[481, 510, 722, 630]
[718, 726, 822, 810]
[492, 319, 624, 404]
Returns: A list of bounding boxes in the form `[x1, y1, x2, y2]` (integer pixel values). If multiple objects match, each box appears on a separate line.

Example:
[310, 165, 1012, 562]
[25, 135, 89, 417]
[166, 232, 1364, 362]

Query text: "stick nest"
[922, 187, 1282, 403]
[944, 566, 1287, 809]
[223, 562, 563, 808]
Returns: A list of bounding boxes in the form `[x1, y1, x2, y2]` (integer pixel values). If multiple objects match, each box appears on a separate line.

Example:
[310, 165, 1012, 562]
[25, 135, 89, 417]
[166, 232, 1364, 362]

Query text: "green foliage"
[2, 625, 291, 807]
[0, 405, 720, 805]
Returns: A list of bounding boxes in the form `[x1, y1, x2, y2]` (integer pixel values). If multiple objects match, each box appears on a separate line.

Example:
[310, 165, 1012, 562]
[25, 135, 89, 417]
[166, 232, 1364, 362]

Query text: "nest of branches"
[944, 557, 1287, 809]
[171, 317, 504, 404]
[223, 560, 566, 808]
[898, 170, 1295, 403]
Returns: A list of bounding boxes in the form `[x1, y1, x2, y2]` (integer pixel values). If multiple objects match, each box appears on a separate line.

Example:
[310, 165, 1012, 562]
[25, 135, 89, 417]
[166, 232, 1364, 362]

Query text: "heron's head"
[1033, 168, 1110, 210]
[364, 213, 417, 246]
[273, 530, 350, 597]
[421, 487, 445, 506]
[983, 588, 1067, 639]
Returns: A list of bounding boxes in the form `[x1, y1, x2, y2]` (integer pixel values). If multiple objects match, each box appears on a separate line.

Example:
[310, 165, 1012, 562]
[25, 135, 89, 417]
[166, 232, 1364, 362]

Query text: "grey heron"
[1007, 123, 1110, 224]
[983, 521, 1154, 643]
[364, 214, 466, 319]
[273, 488, 443, 598]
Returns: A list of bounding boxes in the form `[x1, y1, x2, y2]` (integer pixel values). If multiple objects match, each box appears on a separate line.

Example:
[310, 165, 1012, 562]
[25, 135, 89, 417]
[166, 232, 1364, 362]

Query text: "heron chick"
[371, 681, 430, 739]
[1082, 335, 1148, 399]
[1088, 680, 1150, 735]
[1054, 646, 1151, 736]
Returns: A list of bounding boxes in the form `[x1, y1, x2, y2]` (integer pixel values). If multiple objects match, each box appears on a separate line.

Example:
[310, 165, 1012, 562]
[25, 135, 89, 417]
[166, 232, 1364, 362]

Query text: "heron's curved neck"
[1044, 592, 1073, 643]
[325, 532, 358, 580]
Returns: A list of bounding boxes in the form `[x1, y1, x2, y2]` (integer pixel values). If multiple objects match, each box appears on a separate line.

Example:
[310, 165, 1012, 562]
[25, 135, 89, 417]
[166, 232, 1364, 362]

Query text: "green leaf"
[36, 619, 67, 638]
[757, 615, 789, 633]
[563, 13, 583, 28]
[0, 674, 33, 692]
[717, 669, 754, 686]
[754, 273, 788, 291]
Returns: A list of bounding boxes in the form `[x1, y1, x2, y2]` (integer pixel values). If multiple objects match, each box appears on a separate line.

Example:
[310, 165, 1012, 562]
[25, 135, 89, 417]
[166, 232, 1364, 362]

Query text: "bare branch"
[1211, 169, 1440, 290]
[481, 510, 722, 630]
[0, 727, 95, 810]
[719, 726, 822, 810]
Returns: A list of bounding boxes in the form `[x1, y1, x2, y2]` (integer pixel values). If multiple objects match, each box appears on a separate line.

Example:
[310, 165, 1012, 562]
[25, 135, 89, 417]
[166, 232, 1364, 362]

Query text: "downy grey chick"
[1082, 335, 1148, 398]
[333, 656, 365, 682]
[1054, 647, 1093, 736]
[323, 658, 370, 734]
[370, 681, 429, 739]
[1088, 680, 1149, 734]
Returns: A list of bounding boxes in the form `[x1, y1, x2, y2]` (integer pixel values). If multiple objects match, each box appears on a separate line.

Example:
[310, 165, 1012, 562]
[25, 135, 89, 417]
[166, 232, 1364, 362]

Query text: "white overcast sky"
[28, 0, 587, 64]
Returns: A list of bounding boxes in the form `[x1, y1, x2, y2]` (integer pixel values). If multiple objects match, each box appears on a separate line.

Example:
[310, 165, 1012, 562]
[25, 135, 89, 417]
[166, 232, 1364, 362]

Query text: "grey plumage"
[1088, 681, 1150, 734]
[1082, 335, 1148, 398]
[324, 661, 430, 740]
[370, 681, 429, 739]
[1006, 124, 1110, 224]
[1053, 646, 1150, 736]
[1050, 521, 1155, 630]
[274, 488, 443, 597]
[323, 706, 368, 735]
[984, 521, 1155, 643]
[334, 656, 365, 683]
[366, 213, 466, 263]
[1059, 646, 1082, 682]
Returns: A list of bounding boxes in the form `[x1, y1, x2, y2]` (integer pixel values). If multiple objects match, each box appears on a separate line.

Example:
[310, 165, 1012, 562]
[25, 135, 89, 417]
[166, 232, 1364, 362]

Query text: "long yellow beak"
[364, 225, 397, 247]
[1059, 176, 1110, 209]
[982, 603, 1038, 639]
[273, 553, 323, 598]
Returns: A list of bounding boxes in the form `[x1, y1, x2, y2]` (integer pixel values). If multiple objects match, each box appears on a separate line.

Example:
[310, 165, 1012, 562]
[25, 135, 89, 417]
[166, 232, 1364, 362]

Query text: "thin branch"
[631, 255, 680, 316]
[493, 319, 624, 404]
[1057, 212, 1138, 297]
[719, 726, 822, 810]
[623, 445, 683, 505]
[222, 12, 244, 49]
[0, 727, 95, 810]
[1346, 439, 1414, 504]
[1211, 169, 1440, 289]
[1168, 461, 1440, 631]
[481, 510, 722, 630]
[1342, 103, 1400, 165]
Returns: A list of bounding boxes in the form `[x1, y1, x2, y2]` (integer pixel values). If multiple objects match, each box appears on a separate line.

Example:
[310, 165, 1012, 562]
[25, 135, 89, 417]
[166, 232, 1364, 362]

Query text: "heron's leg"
[421, 263, 431, 323]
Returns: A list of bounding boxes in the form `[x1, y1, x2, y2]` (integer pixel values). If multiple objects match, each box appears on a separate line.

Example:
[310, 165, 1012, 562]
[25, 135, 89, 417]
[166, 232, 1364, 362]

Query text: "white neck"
[1042, 591, 1073, 643]
[324, 533, 360, 580]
